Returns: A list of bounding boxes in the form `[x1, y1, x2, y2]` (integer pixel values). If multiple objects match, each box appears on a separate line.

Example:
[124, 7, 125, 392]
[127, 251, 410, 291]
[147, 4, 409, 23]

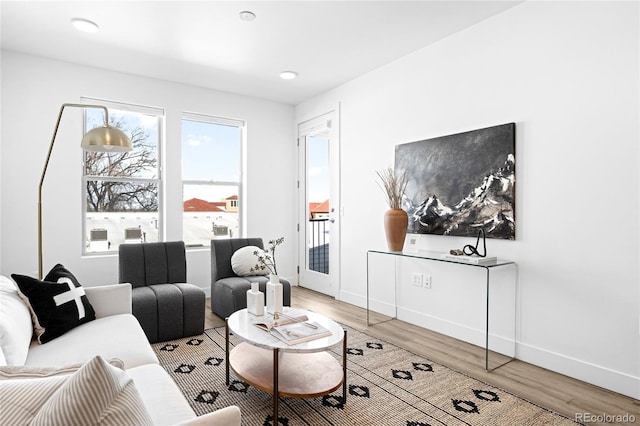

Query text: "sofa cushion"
[231, 246, 268, 276]
[12, 264, 96, 344]
[32, 355, 153, 425]
[126, 364, 196, 425]
[0, 358, 125, 380]
[0, 275, 34, 366]
[26, 314, 158, 369]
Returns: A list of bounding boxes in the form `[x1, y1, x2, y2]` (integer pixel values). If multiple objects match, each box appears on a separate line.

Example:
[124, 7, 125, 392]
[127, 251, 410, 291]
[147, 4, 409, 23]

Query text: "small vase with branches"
[251, 237, 285, 315]
[251, 237, 284, 279]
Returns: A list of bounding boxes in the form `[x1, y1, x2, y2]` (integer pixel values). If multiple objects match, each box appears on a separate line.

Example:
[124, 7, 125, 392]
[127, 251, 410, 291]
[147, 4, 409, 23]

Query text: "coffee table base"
[230, 342, 344, 397]
[225, 321, 347, 423]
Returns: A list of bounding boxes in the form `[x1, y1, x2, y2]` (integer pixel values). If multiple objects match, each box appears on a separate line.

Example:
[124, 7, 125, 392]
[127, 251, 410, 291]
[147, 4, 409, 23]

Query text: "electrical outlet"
[412, 273, 423, 287]
[423, 275, 432, 289]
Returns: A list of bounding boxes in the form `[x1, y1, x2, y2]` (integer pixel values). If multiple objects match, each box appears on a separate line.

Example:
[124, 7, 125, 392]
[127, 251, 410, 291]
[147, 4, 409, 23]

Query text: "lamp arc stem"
[38, 103, 109, 279]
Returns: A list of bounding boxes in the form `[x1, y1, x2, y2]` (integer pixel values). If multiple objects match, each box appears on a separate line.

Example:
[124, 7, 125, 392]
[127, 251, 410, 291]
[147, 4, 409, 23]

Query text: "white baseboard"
[516, 342, 639, 400]
[335, 290, 639, 399]
[338, 289, 367, 309]
[398, 306, 516, 357]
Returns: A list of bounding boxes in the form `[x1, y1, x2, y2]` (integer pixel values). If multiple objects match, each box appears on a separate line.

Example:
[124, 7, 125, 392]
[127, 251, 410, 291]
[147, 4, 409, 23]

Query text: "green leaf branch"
[250, 237, 284, 275]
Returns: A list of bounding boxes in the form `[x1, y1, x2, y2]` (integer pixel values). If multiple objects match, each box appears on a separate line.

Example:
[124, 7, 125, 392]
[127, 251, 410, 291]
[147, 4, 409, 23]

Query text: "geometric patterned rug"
[152, 325, 582, 426]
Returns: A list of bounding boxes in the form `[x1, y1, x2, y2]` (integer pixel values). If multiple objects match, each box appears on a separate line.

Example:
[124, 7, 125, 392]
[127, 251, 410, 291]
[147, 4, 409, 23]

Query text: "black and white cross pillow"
[12, 264, 96, 344]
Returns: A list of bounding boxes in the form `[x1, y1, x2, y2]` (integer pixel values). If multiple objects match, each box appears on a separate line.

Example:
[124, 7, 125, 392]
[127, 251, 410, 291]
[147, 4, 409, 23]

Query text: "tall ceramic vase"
[384, 208, 408, 252]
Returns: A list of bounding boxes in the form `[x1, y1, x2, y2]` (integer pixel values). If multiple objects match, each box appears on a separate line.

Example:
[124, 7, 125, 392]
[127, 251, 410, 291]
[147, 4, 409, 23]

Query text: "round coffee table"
[225, 307, 347, 422]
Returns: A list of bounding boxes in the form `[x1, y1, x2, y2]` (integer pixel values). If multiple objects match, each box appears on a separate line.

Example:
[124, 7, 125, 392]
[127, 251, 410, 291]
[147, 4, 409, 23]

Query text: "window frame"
[181, 112, 245, 247]
[81, 97, 165, 255]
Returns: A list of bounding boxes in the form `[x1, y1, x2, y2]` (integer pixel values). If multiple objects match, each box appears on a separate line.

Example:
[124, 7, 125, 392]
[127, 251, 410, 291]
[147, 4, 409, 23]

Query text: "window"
[83, 98, 163, 253]
[182, 113, 243, 247]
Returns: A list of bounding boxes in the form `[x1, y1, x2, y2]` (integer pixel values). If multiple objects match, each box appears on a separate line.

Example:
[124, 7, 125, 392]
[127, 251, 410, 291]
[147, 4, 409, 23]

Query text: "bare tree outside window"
[82, 100, 163, 253]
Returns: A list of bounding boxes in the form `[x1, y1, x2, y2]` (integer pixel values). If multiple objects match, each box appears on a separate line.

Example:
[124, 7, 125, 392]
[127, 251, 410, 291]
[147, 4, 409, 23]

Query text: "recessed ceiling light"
[239, 11, 256, 22]
[71, 18, 99, 33]
[280, 71, 298, 80]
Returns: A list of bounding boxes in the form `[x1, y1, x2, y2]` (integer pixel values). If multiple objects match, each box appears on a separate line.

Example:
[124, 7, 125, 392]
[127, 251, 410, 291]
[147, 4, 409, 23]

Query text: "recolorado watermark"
[575, 412, 636, 423]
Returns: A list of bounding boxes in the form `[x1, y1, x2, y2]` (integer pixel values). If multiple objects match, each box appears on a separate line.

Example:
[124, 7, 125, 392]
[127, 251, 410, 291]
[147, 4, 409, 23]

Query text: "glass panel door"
[307, 133, 330, 275]
[298, 110, 339, 297]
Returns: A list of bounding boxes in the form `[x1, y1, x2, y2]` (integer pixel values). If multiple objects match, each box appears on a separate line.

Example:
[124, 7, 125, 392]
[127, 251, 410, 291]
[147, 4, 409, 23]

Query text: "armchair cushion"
[230, 245, 268, 277]
[119, 241, 187, 288]
[11, 264, 96, 344]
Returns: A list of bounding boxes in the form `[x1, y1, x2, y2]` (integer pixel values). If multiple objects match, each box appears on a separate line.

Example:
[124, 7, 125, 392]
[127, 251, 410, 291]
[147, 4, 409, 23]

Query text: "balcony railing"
[309, 218, 329, 274]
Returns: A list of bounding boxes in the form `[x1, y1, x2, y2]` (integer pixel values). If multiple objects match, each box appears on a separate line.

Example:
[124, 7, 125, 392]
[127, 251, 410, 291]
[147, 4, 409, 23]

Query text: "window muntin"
[182, 114, 243, 247]
[83, 99, 163, 254]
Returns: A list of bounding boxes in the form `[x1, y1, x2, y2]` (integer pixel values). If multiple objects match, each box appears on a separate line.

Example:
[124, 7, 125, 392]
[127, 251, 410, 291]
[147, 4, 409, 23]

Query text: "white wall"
[296, 1, 639, 398]
[0, 51, 297, 290]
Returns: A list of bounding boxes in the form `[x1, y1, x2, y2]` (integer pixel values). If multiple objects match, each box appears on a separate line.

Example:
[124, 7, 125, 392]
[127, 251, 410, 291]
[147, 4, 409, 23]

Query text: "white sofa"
[0, 275, 240, 425]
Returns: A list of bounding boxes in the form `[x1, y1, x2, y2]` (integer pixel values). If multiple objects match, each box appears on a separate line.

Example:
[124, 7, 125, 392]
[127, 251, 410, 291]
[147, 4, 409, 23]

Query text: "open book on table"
[252, 314, 332, 345]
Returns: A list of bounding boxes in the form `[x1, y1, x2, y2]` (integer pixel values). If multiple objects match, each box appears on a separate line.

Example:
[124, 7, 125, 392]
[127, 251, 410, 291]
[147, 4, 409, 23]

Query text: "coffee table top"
[227, 307, 344, 353]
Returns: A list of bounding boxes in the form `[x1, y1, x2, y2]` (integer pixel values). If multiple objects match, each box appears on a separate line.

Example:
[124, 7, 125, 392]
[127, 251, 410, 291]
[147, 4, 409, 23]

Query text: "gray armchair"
[119, 241, 205, 343]
[210, 238, 291, 319]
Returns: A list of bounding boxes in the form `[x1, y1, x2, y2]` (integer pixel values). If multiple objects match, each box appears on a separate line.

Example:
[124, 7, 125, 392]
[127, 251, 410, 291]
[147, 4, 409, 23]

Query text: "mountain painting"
[395, 123, 515, 240]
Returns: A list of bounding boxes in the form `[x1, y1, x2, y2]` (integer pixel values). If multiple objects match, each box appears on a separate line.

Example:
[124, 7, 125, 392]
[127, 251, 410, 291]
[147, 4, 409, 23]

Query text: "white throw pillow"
[0, 275, 34, 366]
[231, 246, 269, 276]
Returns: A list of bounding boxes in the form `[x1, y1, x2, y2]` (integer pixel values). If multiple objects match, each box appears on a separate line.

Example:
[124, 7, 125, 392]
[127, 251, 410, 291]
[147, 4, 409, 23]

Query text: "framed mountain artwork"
[395, 123, 515, 240]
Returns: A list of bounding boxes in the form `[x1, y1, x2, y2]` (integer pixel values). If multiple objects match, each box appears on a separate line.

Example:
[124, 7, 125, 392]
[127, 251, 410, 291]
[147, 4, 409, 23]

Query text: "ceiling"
[1, 1, 521, 105]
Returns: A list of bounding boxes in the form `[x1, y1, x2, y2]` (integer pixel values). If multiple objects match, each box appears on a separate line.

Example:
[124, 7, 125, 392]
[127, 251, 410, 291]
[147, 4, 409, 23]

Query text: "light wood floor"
[205, 286, 639, 425]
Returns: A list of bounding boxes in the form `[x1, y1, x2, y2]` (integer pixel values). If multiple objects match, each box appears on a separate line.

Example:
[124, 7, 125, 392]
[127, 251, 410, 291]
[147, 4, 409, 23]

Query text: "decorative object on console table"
[441, 253, 497, 265]
[376, 167, 409, 252]
[251, 237, 285, 314]
[38, 103, 132, 279]
[463, 229, 488, 257]
[246, 282, 264, 316]
[404, 235, 421, 253]
[445, 229, 495, 264]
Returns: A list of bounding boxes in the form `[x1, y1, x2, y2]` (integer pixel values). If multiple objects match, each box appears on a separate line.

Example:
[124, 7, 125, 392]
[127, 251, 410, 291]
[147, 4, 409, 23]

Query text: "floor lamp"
[38, 103, 132, 279]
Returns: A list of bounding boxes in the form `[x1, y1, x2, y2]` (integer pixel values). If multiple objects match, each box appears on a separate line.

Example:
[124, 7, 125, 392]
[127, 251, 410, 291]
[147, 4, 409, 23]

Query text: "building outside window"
[82, 98, 163, 253]
[182, 113, 243, 247]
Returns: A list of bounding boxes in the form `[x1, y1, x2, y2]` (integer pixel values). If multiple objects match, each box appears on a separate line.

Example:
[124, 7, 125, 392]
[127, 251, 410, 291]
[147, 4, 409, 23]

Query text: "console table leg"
[225, 318, 230, 385]
[273, 348, 279, 424]
[342, 329, 347, 403]
[485, 269, 490, 371]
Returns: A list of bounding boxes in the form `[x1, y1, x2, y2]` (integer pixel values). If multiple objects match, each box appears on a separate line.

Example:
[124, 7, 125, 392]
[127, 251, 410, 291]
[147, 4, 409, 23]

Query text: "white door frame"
[297, 108, 340, 298]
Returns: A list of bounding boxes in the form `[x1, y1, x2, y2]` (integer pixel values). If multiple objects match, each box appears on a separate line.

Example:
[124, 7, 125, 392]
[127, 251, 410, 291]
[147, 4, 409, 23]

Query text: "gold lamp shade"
[81, 125, 132, 152]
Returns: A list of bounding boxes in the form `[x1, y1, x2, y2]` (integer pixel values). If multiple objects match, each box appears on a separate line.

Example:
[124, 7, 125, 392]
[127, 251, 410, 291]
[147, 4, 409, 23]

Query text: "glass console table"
[366, 249, 517, 371]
